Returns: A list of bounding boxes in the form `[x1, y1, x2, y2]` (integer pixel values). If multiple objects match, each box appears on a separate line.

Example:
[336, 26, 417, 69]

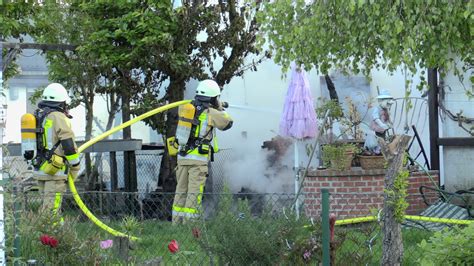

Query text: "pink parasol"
[279, 66, 318, 139]
[279, 64, 318, 218]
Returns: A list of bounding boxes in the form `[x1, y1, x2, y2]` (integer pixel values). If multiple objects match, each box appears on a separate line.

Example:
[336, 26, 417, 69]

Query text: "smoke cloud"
[221, 136, 295, 194]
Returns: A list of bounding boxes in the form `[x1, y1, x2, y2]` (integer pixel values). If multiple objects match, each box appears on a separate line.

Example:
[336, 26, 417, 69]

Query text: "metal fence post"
[322, 188, 330, 266]
[0, 39, 7, 266]
[12, 185, 20, 265]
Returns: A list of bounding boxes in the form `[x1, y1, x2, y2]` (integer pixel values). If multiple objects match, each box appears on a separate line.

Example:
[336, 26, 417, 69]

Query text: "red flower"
[40, 235, 50, 246]
[39, 235, 59, 248]
[48, 237, 59, 248]
[192, 227, 201, 239]
[168, 240, 179, 253]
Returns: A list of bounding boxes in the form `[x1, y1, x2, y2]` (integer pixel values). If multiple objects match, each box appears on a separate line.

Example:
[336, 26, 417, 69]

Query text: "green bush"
[194, 192, 323, 265]
[418, 223, 474, 265]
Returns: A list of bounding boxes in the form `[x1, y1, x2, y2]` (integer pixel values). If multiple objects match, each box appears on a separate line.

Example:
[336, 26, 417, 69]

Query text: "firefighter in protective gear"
[33, 83, 81, 217]
[364, 90, 394, 153]
[172, 79, 233, 224]
[371, 89, 394, 139]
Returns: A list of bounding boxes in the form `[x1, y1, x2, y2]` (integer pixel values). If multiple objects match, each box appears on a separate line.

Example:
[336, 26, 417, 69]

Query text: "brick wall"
[303, 169, 439, 220]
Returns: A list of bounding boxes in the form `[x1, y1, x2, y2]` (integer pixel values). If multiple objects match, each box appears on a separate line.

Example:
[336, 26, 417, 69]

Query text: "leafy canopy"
[0, 1, 39, 79]
[258, 0, 473, 89]
[0, 1, 36, 39]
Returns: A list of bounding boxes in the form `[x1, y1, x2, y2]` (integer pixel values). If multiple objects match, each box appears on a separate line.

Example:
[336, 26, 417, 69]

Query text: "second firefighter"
[172, 79, 233, 224]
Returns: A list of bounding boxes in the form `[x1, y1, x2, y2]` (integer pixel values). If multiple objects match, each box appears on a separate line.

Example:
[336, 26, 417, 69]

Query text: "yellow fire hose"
[335, 215, 473, 226]
[68, 100, 191, 241]
[67, 98, 471, 239]
[335, 216, 377, 225]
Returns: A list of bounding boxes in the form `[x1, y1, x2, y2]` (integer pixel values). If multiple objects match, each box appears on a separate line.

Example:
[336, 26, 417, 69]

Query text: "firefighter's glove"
[70, 163, 81, 180]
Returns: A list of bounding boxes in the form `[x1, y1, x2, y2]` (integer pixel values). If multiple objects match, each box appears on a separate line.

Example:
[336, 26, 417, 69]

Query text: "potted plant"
[322, 143, 359, 170]
[316, 98, 344, 144]
[358, 149, 387, 170]
[317, 98, 363, 170]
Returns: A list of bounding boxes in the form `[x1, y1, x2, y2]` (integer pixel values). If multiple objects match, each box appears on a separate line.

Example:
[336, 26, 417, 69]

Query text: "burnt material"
[324, 75, 339, 102]
[261, 136, 292, 167]
[236, 187, 264, 216]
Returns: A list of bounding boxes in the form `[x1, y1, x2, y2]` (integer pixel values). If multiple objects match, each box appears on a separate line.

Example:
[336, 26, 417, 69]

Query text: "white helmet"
[42, 83, 71, 104]
[376, 89, 393, 99]
[377, 89, 394, 109]
[196, 79, 221, 97]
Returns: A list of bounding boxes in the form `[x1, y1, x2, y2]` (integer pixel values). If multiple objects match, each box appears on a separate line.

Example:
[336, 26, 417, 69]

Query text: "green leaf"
[395, 20, 403, 34]
[463, 10, 471, 19]
[419, 239, 427, 248]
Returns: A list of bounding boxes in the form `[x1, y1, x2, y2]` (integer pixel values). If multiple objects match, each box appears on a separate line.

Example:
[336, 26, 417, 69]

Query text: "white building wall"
[4, 87, 27, 143]
[216, 61, 428, 164]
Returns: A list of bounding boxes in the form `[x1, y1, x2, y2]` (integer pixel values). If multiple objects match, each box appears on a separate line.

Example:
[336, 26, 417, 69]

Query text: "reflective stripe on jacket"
[42, 111, 80, 165]
[177, 107, 233, 162]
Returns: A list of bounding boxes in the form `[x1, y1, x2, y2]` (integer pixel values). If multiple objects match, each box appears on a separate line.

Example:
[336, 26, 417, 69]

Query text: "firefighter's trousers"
[172, 161, 208, 224]
[35, 175, 67, 218]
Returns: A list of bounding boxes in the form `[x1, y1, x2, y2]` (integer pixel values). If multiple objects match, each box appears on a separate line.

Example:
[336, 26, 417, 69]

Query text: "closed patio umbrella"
[279, 65, 318, 217]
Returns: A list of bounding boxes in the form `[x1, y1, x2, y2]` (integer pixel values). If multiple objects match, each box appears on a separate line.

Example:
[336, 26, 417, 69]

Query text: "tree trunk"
[122, 92, 137, 192]
[122, 93, 131, 140]
[158, 78, 185, 193]
[84, 100, 95, 191]
[106, 92, 121, 132]
[380, 135, 411, 266]
[122, 91, 138, 216]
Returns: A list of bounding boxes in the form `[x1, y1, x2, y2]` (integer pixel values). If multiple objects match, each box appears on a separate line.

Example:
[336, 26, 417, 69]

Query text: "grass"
[16, 213, 209, 265]
[129, 220, 209, 264]
[12, 212, 437, 265]
[8, 193, 437, 265]
[336, 223, 433, 265]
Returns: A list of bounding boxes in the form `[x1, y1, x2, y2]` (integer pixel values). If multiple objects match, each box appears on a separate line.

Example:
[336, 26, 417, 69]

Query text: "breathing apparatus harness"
[178, 97, 215, 161]
[32, 102, 71, 172]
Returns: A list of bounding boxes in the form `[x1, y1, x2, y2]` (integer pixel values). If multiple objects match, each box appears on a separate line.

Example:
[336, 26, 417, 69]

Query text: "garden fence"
[3, 188, 472, 265]
[2, 146, 472, 265]
[3, 148, 233, 194]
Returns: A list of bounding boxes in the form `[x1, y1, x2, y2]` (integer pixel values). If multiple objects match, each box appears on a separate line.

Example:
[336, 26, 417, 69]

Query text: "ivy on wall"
[385, 167, 409, 223]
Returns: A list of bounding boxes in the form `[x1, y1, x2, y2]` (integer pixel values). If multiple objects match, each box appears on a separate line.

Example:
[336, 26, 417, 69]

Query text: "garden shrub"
[418, 223, 474, 265]
[194, 191, 323, 265]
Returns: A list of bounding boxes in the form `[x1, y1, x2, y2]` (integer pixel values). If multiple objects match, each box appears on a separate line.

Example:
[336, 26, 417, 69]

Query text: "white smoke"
[222, 136, 295, 194]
